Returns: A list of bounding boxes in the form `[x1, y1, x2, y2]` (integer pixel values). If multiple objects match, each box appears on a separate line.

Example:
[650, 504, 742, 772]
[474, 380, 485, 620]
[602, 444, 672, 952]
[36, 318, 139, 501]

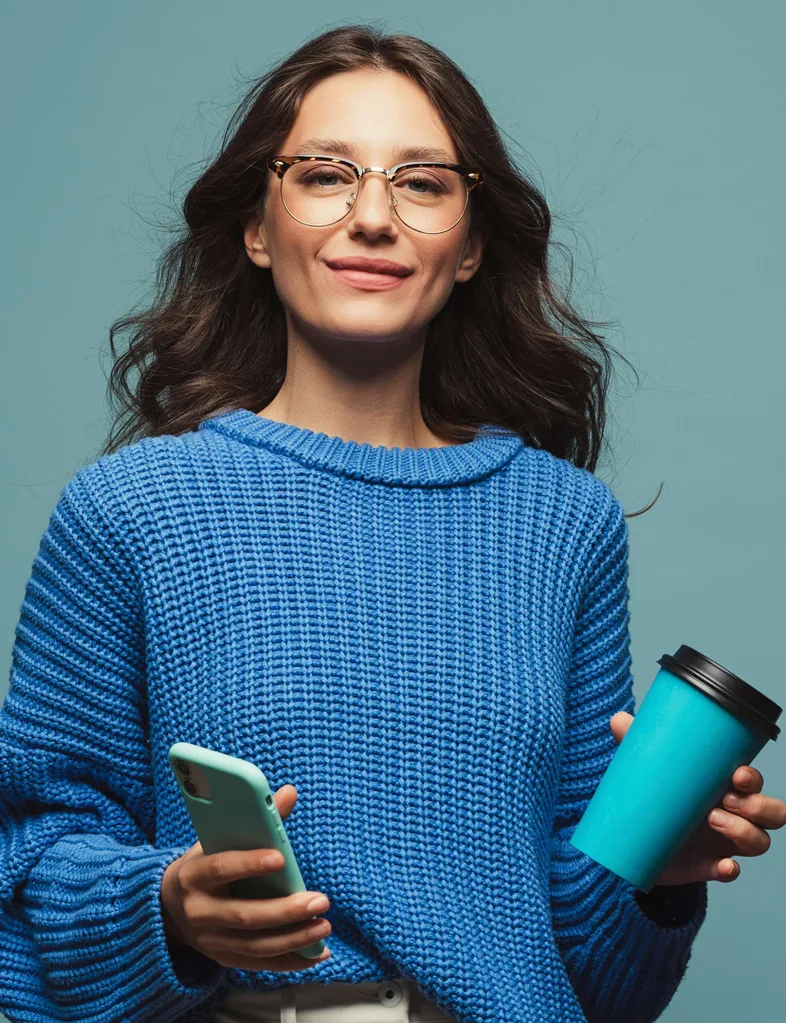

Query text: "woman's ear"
[243, 210, 271, 270]
[455, 209, 487, 284]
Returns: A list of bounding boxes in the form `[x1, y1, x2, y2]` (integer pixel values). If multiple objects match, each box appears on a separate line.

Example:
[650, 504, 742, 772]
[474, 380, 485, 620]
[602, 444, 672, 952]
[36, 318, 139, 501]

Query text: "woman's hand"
[610, 712, 786, 886]
[160, 784, 332, 971]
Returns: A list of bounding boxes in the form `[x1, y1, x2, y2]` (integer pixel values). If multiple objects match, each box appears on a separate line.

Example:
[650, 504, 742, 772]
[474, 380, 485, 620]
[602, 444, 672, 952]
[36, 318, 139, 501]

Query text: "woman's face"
[243, 68, 485, 346]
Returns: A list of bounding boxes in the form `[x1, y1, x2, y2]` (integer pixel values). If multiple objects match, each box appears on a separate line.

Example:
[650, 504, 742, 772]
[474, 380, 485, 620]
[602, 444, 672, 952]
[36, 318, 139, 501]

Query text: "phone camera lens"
[175, 760, 191, 776]
[184, 779, 197, 795]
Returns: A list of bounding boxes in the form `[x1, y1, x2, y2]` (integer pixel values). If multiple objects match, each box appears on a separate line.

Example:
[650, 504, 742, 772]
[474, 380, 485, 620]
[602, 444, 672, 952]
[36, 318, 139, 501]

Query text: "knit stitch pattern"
[0, 408, 708, 1023]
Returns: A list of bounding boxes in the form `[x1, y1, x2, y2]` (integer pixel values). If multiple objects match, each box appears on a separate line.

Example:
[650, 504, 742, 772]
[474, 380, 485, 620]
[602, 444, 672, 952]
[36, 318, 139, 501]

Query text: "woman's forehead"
[285, 72, 458, 163]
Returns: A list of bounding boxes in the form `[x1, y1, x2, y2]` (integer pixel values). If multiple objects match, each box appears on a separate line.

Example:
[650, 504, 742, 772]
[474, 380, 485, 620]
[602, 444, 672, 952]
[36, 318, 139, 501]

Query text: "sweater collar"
[198, 408, 524, 487]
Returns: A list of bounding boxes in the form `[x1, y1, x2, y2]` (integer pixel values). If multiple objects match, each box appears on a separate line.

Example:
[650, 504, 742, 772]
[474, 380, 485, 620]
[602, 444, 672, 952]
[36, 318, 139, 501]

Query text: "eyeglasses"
[267, 154, 484, 235]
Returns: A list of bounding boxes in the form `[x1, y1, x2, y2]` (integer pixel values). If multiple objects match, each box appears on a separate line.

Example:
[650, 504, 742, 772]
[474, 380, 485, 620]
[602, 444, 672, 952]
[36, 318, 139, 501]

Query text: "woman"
[1, 24, 783, 1023]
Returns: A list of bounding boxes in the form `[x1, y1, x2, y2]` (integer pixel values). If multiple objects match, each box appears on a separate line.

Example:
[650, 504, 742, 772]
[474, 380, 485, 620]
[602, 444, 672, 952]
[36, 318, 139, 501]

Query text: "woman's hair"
[100, 22, 660, 517]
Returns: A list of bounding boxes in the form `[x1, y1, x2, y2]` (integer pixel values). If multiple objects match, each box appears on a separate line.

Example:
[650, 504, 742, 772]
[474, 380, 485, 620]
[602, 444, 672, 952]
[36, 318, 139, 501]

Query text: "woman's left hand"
[610, 712, 786, 885]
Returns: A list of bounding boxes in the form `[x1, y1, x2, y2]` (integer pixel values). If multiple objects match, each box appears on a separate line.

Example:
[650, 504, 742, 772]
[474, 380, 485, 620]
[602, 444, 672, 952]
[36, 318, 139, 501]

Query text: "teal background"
[1, 2, 783, 1021]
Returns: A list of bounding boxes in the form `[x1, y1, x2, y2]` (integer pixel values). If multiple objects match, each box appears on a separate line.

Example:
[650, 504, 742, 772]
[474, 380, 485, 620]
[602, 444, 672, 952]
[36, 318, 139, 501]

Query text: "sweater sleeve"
[549, 490, 708, 1023]
[0, 467, 227, 1023]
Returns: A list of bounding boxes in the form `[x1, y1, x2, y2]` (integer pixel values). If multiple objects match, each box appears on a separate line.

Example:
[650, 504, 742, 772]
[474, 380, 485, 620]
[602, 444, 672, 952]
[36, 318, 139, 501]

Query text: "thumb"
[179, 839, 204, 861]
[610, 711, 635, 746]
[274, 783, 298, 821]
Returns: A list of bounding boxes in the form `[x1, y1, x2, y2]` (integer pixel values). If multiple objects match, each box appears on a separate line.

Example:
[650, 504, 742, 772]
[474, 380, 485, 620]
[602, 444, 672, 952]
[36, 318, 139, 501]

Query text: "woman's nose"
[346, 173, 396, 228]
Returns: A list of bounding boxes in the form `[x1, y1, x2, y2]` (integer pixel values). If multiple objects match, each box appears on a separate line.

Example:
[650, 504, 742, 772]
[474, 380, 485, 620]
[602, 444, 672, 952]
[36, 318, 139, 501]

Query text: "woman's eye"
[396, 174, 446, 195]
[304, 171, 339, 186]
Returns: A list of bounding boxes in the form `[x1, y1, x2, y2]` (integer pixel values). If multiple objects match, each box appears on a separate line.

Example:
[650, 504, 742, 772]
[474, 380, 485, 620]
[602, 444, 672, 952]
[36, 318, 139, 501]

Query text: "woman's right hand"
[159, 784, 332, 972]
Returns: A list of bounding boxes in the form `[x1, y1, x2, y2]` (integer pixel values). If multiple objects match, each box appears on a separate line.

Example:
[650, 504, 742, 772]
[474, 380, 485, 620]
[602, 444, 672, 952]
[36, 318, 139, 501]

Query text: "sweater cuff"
[21, 834, 226, 1021]
[551, 841, 709, 1022]
[619, 874, 709, 983]
[635, 882, 708, 930]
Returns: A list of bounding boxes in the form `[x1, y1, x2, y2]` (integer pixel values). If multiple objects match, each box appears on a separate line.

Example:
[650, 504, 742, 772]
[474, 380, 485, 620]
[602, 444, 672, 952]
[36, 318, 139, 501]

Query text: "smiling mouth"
[327, 265, 411, 290]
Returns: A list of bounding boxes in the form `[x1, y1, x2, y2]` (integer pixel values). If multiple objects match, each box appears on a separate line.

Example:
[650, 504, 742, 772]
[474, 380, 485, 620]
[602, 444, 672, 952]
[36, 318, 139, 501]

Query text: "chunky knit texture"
[0, 408, 708, 1023]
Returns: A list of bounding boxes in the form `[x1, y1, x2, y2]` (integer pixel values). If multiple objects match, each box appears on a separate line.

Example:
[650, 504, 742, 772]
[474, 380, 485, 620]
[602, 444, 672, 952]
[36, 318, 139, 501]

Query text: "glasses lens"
[282, 160, 356, 227]
[392, 165, 468, 232]
[281, 160, 468, 232]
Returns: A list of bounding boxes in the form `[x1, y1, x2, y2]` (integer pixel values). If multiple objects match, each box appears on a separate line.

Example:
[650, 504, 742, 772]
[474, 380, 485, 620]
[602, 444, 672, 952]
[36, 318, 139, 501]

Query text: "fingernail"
[710, 809, 730, 826]
[724, 792, 743, 808]
[306, 895, 329, 913]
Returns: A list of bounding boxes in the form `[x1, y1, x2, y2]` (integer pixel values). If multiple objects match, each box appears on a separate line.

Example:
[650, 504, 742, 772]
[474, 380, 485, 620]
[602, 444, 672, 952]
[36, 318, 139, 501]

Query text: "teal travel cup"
[569, 645, 782, 893]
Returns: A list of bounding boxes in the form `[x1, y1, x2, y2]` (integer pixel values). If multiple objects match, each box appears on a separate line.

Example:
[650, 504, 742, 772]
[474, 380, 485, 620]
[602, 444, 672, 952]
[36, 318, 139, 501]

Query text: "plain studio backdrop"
[1, 3, 783, 1022]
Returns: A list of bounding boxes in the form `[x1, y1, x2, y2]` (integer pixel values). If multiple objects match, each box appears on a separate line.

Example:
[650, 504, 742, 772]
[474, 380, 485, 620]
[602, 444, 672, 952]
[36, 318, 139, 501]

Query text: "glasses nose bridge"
[349, 165, 396, 219]
[355, 165, 395, 200]
[357, 165, 395, 181]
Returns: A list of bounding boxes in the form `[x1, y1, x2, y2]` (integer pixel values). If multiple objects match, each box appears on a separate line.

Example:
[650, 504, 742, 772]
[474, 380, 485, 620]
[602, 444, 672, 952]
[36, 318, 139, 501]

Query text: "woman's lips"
[327, 265, 410, 290]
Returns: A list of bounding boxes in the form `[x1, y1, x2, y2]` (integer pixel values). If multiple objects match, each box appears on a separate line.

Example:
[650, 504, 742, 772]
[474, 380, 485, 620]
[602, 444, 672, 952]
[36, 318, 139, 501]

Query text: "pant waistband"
[214, 976, 460, 1023]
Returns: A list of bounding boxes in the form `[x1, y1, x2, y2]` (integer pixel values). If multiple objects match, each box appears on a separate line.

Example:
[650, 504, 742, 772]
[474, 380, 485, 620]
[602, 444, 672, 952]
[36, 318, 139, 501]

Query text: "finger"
[218, 889, 331, 932]
[210, 945, 331, 973]
[713, 857, 741, 882]
[708, 808, 772, 855]
[275, 784, 298, 821]
[210, 914, 331, 957]
[732, 766, 763, 793]
[722, 791, 786, 830]
[191, 848, 286, 891]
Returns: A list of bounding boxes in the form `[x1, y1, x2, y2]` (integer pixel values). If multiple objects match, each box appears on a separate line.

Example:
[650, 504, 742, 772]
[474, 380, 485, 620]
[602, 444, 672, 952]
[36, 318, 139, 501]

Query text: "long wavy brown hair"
[100, 21, 660, 517]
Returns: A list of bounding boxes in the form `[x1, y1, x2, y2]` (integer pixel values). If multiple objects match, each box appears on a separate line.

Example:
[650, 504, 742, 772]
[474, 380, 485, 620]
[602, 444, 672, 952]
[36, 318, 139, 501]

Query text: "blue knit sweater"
[0, 408, 708, 1023]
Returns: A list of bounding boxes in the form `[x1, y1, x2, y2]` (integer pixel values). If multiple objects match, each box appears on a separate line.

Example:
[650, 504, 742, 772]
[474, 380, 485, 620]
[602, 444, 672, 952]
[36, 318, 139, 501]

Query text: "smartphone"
[167, 741, 326, 960]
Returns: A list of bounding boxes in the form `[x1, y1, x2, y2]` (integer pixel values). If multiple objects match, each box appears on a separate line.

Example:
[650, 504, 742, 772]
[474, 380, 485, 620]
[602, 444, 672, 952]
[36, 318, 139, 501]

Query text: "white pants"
[214, 976, 461, 1022]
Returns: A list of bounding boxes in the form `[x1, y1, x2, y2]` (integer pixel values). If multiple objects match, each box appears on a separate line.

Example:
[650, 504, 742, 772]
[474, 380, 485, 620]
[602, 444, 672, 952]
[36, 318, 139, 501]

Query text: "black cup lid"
[657, 646, 781, 741]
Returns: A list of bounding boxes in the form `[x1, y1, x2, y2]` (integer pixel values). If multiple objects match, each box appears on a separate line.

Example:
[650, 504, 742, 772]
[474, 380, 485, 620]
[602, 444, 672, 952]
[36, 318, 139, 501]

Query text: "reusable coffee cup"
[570, 645, 781, 893]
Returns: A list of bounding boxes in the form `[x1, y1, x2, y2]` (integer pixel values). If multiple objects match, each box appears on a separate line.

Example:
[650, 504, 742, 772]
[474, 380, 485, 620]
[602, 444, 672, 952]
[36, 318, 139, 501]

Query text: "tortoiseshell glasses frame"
[266, 154, 484, 234]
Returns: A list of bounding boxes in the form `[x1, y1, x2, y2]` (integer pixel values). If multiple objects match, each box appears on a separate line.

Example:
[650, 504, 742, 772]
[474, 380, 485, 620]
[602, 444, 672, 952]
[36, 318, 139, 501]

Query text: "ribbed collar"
[199, 407, 524, 487]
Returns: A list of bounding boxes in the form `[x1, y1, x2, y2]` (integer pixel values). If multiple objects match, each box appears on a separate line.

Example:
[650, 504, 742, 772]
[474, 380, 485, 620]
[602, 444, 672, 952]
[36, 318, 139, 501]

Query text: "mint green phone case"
[167, 741, 325, 960]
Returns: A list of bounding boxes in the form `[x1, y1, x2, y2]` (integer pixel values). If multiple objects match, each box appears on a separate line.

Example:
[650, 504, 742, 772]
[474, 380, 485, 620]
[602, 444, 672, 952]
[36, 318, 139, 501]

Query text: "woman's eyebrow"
[292, 136, 455, 163]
